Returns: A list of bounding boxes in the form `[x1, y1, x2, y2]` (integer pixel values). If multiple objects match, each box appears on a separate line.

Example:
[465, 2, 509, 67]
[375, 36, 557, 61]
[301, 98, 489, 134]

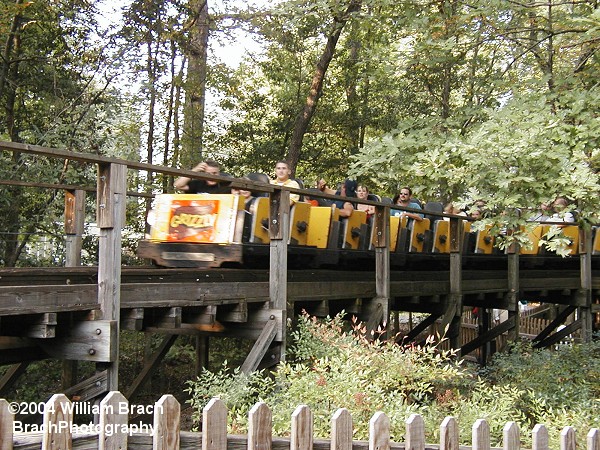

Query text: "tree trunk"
[182, 0, 210, 168]
[286, 0, 362, 175]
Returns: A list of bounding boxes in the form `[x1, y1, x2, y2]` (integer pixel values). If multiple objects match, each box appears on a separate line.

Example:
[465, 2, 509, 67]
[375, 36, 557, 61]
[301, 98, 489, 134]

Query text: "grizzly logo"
[170, 213, 217, 229]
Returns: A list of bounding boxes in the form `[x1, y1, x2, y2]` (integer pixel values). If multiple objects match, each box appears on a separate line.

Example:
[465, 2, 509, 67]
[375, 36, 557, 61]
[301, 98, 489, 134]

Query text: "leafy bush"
[186, 315, 599, 448]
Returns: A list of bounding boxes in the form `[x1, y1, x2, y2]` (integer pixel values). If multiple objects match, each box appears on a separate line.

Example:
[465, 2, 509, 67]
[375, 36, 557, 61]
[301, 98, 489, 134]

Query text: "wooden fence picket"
[472, 419, 490, 450]
[0, 399, 13, 450]
[248, 402, 271, 450]
[368, 411, 389, 450]
[291, 405, 313, 450]
[152, 394, 180, 450]
[588, 428, 600, 450]
[560, 426, 576, 450]
[406, 414, 425, 450]
[503, 422, 519, 450]
[331, 408, 352, 450]
[439, 416, 459, 450]
[99, 391, 128, 450]
[532, 424, 549, 450]
[0, 392, 599, 450]
[41, 394, 72, 450]
[203, 398, 227, 450]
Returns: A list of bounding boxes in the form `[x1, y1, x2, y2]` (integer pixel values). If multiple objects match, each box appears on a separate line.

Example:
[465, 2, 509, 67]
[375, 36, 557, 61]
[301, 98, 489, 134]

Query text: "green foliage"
[185, 365, 277, 432]
[187, 315, 599, 447]
[479, 339, 600, 447]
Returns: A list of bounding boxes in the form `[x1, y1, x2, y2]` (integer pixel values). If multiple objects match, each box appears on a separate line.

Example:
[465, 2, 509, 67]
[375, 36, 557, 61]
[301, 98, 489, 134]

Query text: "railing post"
[64, 189, 85, 267]
[373, 205, 390, 339]
[63, 188, 85, 390]
[506, 228, 520, 343]
[448, 217, 463, 352]
[269, 188, 290, 361]
[96, 162, 126, 391]
[579, 227, 593, 343]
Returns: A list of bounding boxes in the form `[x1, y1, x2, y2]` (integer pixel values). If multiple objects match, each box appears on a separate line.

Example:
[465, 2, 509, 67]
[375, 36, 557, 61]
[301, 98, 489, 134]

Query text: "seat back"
[341, 210, 368, 249]
[247, 197, 270, 243]
[424, 201, 444, 223]
[245, 173, 271, 197]
[292, 178, 305, 201]
[593, 226, 600, 255]
[409, 218, 431, 252]
[432, 219, 450, 253]
[474, 224, 495, 254]
[520, 225, 544, 255]
[307, 206, 335, 248]
[559, 225, 579, 256]
[289, 202, 310, 245]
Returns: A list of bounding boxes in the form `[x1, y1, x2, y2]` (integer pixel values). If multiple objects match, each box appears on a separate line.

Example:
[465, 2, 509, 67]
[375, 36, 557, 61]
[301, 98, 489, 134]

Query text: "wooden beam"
[96, 163, 126, 391]
[241, 317, 277, 374]
[579, 228, 593, 342]
[62, 370, 109, 402]
[460, 316, 515, 356]
[374, 205, 390, 340]
[39, 320, 117, 362]
[399, 313, 441, 343]
[0, 363, 29, 396]
[0, 285, 98, 315]
[448, 217, 463, 351]
[65, 189, 85, 266]
[533, 318, 581, 349]
[532, 305, 576, 344]
[121, 308, 144, 331]
[269, 189, 289, 362]
[125, 334, 178, 400]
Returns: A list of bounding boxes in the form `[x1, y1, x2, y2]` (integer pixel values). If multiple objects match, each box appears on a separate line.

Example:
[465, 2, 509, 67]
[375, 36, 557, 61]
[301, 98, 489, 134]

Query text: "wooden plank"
[42, 394, 72, 450]
[400, 314, 440, 343]
[291, 405, 313, 450]
[39, 320, 117, 362]
[121, 308, 144, 331]
[587, 428, 600, 450]
[406, 414, 425, 450]
[580, 228, 593, 342]
[203, 399, 228, 450]
[151, 307, 182, 328]
[153, 395, 180, 450]
[99, 391, 128, 450]
[331, 408, 353, 450]
[269, 189, 289, 364]
[369, 412, 390, 450]
[120, 282, 270, 307]
[240, 318, 277, 374]
[532, 305, 576, 344]
[532, 424, 549, 450]
[560, 427, 576, 450]
[63, 370, 109, 402]
[0, 363, 29, 397]
[461, 317, 515, 356]
[472, 419, 490, 450]
[0, 285, 98, 315]
[533, 319, 580, 349]
[440, 416, 459, 450]
[248, 402, 272, 450]
[0, 399, 14, 450]
[217, 302, 248, 323]
[65, 189, 85, 266]
[503, 422, 520, 450]
[97, 163, 126, 393]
